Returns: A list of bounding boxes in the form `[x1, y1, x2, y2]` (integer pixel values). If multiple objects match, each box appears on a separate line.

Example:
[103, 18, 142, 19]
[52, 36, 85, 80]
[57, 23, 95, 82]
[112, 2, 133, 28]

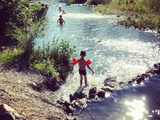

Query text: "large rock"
[0, 104, 22, 120]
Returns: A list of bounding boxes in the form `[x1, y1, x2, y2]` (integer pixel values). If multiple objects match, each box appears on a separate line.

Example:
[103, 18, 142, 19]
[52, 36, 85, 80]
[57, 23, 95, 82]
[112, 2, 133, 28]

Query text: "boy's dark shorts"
[79, 70, 86, 75]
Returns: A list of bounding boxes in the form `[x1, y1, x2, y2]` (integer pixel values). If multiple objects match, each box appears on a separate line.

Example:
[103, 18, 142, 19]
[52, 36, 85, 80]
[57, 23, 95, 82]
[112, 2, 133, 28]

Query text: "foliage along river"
[35, 2, 160, 120]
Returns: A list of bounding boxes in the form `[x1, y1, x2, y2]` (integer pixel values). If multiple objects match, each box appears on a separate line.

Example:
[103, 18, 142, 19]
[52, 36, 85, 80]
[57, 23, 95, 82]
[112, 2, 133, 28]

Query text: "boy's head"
[80, 51, 86, 57]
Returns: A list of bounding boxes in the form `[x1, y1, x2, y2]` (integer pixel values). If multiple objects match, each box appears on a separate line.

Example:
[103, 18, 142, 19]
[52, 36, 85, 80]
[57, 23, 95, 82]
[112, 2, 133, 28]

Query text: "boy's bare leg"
[84, 75, 88, 86]
[80, 75, 83, 87]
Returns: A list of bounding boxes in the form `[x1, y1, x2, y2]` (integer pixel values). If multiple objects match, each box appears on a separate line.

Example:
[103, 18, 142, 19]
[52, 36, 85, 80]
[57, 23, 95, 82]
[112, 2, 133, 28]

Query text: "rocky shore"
[0, 65, 75, 120]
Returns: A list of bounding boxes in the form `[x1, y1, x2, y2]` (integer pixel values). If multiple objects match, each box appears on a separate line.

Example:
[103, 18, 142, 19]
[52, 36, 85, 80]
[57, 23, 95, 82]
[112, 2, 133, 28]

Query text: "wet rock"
[97, 91, 105, 98]
[119, 82, 128, 86]
[104, 83, 114, 88]
[104, 77, 111, 83]
[101, 87, 114, 93]
[71, 98, 87, 107]
[89, 87, 97, 99]
[145, 71, 152, 77]
[74, 91, 86, 99]
[136, 77, 144, 85]
[64, 101, 71, 107]
[69, 94, 77, 103]
[70, 100, 78, 107]
[152, 69, 160, 74]
[57, 100, 76, 114]
[104, 77, 116, 83]
[106, 88, 114, 92]
[89, 94, 96, 99]
[65, 105, 75, 114]
[128, 80, 134, 85]
[153, 63, 160, 69]
[89, 87, 97, 95]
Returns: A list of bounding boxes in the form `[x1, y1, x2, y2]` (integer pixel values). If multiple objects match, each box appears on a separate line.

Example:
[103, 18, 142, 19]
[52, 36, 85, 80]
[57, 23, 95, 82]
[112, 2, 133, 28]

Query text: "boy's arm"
[87, 65, 94, 74]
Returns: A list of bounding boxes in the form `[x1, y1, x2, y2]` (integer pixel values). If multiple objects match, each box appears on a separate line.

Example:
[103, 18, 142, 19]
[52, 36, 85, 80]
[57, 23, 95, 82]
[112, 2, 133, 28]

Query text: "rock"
[154, 63, 160, 69]
[65, 105, 75, 114]
[64, 101, 71, 107]
[153, 69, 160, 74]
[69, 94, 77, 103]
[73, 91, 86, 99]
[136, 76, 145, 85]
[104, 83, 114, 88]
[0, 104, 22, 120]
[97, 91, 105, 98]
[43, 77, 60, 91]
[89, 87, 97, 95]
[128, 80, 133, 85]
[88, 87, 97, 99]
[119, 82, 128, 86]
[30, 83, 44, 92]
[104, 77, 111, 83]
[89, 94, 96, 99]
[101, 87, 114, 93]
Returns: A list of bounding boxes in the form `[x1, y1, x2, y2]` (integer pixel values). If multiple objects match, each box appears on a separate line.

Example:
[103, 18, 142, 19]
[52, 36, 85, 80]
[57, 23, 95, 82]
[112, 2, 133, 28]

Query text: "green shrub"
[0, 49, 24, 64]
[33, 60, 57, 76]
[30, 38, 76, 79]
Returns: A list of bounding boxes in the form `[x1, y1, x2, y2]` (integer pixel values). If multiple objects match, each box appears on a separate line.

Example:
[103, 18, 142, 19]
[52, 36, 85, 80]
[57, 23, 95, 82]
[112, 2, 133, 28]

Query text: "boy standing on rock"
[71, 51, 94, 87]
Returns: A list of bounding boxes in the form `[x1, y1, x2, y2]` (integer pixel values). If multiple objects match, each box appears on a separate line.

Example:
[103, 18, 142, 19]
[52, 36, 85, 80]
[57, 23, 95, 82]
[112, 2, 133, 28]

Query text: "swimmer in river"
[58, 7, 62, 12]
[57, 15, 65, 25]
[62, 10, 66, 14]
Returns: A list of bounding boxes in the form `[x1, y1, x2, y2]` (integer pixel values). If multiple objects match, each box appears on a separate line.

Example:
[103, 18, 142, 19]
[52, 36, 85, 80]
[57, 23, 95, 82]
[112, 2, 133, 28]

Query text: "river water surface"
[35, 2, 160, 120]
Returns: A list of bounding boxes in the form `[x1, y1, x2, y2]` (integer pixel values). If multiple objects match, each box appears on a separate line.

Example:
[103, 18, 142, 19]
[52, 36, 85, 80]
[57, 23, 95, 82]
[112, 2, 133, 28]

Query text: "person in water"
[57, 15, 65, 25]
[58, 7, 62, 12]
[72, 51, 94, 87]
[62, 10, 66, 14]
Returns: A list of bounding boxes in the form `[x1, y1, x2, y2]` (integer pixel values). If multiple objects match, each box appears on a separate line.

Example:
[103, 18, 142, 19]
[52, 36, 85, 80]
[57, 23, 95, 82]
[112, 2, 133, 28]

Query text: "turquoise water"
[34, 2, 160, 120]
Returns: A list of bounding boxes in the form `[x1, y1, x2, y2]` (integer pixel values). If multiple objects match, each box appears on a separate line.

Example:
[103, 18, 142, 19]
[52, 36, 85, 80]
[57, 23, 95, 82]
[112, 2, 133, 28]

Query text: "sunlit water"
[34, 2, 160, 120]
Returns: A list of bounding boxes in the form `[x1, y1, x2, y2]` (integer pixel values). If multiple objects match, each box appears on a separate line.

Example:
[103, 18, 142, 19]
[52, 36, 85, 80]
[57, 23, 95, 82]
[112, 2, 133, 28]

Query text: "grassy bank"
[93, 0, 160, 33]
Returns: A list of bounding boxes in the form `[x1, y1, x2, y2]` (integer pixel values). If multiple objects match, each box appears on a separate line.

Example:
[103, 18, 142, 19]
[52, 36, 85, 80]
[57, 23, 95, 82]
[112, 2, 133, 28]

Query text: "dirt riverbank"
[0, 65, 74, 120]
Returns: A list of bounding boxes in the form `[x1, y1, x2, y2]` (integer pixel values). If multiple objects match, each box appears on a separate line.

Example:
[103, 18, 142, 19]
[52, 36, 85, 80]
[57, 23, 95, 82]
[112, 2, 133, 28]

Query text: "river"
[34, 2, 160, 120]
